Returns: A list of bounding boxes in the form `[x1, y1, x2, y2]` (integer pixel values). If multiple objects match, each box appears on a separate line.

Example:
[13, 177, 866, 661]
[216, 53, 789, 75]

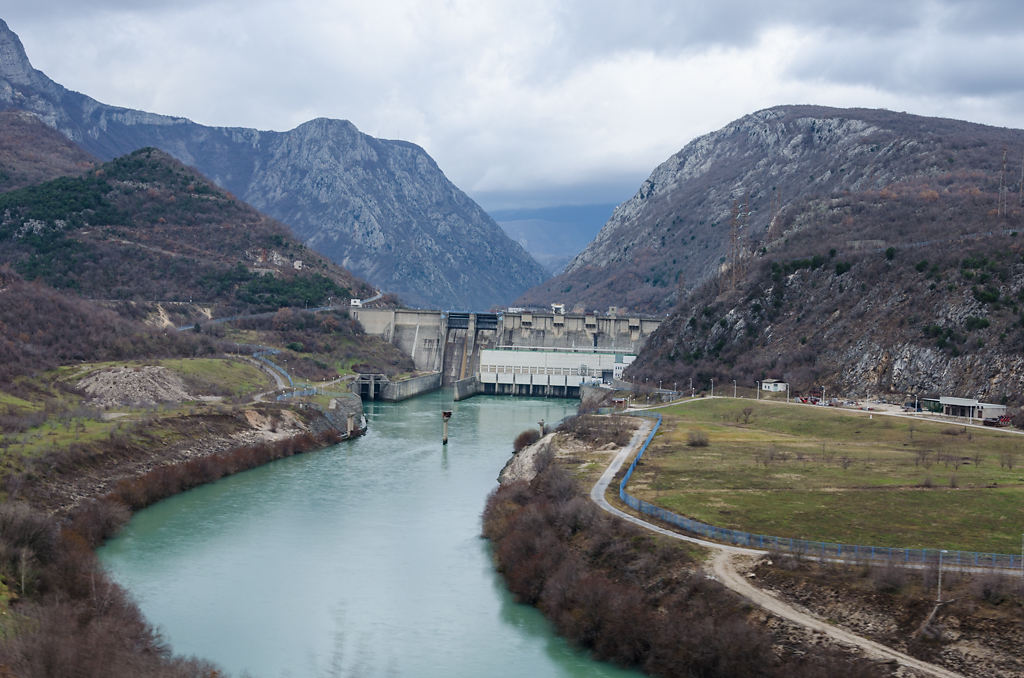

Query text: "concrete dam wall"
[349, 308, 661, 400]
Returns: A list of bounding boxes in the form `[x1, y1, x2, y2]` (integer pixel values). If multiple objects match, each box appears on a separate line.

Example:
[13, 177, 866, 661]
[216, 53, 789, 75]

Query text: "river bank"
[0, 396, 362, 676]
[10, 401, 360, 518]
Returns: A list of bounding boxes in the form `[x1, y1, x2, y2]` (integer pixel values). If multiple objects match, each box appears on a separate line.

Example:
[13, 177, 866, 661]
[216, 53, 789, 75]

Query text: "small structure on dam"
[348, 307, 659, 400]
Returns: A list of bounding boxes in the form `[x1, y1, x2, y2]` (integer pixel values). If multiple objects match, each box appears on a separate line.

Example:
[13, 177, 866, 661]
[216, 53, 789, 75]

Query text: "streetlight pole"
[937, 549, 947, 602]
[710, 379, 714, 397]
[689, 377, 693, 398]
[733, 379, 737, 398]
[756, 381, 760, 400]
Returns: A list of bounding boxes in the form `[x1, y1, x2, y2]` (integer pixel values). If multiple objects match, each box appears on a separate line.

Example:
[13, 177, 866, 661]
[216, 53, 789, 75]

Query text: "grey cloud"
[788, 29, 1024, 98]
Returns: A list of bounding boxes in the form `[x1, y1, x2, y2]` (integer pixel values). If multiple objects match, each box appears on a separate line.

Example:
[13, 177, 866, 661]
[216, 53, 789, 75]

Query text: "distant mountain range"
[518, 105, 1024, 314]
[0, 18, 546, 310]
[492, 203, 616, 275]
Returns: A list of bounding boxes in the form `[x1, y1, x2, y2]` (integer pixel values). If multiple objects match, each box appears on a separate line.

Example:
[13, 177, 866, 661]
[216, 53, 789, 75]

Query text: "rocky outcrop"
[0, 19, 546, 310]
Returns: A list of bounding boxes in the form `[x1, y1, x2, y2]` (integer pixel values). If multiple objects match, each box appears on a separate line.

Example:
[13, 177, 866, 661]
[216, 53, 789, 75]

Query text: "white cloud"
[6, 1, 1024, 208]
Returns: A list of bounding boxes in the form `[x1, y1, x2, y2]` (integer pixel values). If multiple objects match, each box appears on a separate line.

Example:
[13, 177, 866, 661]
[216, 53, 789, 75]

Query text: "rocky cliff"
[518, 105, 1024, 313]
[627, 182, 1024, 402]
[0, 19, 545, 310]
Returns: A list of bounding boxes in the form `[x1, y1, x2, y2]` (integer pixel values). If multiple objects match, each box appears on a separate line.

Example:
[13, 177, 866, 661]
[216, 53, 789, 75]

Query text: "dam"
[349, 307, 661, 400]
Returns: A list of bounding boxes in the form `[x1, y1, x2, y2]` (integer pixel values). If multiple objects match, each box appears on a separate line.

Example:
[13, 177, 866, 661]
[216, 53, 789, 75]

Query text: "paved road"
[589, 417, 964, 678]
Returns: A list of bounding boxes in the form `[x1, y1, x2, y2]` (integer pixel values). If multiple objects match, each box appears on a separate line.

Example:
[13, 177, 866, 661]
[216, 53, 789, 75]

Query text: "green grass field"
[628, 399, 1024, 554]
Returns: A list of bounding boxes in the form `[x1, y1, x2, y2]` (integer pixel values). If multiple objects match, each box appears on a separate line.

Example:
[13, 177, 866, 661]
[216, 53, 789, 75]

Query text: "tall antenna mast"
[998, 147, 1008, 217]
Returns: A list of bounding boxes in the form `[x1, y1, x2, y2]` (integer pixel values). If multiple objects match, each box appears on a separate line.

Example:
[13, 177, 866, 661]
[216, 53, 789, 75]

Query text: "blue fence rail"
[618, 412, 1021, 570]
[252, 348, 294, 388]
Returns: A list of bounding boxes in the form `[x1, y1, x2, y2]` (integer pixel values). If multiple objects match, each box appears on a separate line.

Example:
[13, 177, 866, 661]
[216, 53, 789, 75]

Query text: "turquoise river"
[99, 392, 644, 678]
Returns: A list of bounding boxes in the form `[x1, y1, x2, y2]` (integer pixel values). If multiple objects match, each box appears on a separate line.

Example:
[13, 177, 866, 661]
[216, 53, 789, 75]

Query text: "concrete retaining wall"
[380, 372, 442, 401]
[452, 377, 482, 401]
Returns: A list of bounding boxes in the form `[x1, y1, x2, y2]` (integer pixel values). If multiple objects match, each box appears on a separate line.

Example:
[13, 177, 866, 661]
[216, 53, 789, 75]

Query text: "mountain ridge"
[517, 105, 1024, 313]
[0, 18, 546, 310]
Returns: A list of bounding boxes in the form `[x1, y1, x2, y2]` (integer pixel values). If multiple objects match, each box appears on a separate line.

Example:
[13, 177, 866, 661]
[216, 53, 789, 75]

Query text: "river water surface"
[99, 392, 643, 678]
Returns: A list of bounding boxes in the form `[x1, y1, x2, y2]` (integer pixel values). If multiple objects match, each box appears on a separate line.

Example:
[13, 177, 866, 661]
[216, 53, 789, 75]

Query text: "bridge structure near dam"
[348, 307, 661, 400]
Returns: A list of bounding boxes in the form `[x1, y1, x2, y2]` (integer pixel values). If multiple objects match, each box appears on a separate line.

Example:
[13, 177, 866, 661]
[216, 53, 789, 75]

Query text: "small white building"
[937, 396, 1006, 420]
[761, 379, 788, 392]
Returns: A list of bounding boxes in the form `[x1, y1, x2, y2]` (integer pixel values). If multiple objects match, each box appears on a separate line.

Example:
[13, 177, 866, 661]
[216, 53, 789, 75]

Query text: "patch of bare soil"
[76, 365, 192, 407]
[19, 406, 311, 516]
[745, 556, 1024, 678]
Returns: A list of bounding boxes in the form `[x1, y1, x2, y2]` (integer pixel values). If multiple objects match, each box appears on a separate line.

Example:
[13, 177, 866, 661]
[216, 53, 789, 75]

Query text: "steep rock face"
[0, 19, 545, 309]
[519, 105, 1023, 312]
[627, 181, 1024, 402]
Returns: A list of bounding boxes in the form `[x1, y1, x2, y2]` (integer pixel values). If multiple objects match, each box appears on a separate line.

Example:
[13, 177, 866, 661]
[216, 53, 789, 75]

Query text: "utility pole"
[937, 550, 948, 602]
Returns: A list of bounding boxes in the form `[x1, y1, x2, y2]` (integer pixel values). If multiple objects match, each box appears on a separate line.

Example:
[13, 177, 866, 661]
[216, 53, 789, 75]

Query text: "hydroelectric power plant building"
[348, 308, 659, 400]
[478, 347, 636, 397]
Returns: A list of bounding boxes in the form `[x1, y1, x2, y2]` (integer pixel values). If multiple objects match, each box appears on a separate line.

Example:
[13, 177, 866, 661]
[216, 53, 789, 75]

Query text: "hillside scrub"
[751, 555, 1024, 677]
[0, 268, 219, 385]
[628, 195, 1024, 401]
[230, 309, 414, 378]
[482, 457, 885, 677]
[0, 500, 221, 676]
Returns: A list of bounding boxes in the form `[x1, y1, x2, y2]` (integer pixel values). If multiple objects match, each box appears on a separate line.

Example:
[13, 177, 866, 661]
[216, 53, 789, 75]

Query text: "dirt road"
[590, 419, 964, 678]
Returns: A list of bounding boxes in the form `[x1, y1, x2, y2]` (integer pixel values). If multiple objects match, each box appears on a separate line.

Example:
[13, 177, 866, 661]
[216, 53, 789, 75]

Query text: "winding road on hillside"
[590, 416, 964, 678]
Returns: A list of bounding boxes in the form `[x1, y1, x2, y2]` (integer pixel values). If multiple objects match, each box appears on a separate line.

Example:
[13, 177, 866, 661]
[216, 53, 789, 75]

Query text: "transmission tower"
[998, 147, 1008, 217]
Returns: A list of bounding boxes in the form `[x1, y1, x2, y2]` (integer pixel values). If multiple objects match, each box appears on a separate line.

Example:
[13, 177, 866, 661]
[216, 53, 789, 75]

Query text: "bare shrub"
[687, 429, 709, 447]
[970, 571, 1017, 605]
[513, 428, 541, 452]
[558, 415, 632, 448]
[870, 561, 908, 593]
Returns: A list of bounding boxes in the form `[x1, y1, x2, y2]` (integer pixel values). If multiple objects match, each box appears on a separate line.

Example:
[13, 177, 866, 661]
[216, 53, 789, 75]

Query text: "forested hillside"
[0, 147, 371, 315]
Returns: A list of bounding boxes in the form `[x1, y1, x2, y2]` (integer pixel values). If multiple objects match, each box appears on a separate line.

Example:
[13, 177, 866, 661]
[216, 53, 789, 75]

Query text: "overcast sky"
[6, 1, 1024, 209]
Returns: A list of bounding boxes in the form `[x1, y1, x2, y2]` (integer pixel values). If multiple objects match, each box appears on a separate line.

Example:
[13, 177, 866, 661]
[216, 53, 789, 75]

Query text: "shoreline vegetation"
[487, 412, 1023, 678]
[0, 403, 354, 676]
[483, 434, 884, 677]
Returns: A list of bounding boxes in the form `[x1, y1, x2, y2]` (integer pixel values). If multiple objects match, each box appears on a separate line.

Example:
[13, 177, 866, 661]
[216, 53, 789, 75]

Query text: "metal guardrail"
[618, 412, 1021, 570]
